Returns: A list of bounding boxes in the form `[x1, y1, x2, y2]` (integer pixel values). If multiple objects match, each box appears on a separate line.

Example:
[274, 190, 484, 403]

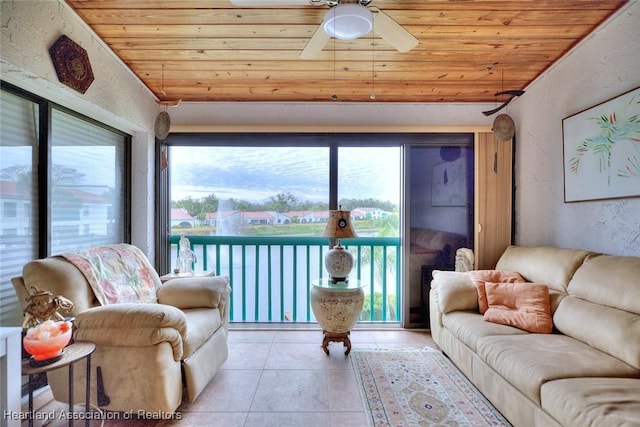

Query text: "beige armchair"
[12, 244, 231, 414]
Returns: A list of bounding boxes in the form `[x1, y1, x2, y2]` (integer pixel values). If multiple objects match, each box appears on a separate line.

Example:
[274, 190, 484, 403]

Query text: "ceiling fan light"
[323, 4, 373, 40]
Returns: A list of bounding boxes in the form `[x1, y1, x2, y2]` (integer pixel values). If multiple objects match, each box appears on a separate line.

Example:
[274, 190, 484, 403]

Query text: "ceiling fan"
[230, 0, 419, 59]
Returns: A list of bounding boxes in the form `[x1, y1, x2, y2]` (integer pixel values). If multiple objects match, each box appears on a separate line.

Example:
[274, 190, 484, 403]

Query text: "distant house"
[1, 180, 112, 242]
[203, 210, 241, 228]
[354, 207, 389, 219]
[0, 180, 32, 239]
[279, 211, 316, 224]
[171, 208, 195, 228]
[241, 211, 275, 225]
[351, 208, 366, 220]
[312, 210, 330, 223]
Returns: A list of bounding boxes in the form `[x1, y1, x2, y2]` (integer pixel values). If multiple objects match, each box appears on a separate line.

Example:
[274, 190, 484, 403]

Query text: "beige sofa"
[12, 244, 231, 414]
[430, 245, 640, 427]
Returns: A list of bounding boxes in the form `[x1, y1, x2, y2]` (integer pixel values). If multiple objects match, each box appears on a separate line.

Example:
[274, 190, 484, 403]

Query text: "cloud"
[170, 146, 400, 203]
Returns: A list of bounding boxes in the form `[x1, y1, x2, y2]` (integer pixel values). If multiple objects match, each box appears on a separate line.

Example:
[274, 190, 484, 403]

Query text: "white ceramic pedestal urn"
[310, 279, 365, 355]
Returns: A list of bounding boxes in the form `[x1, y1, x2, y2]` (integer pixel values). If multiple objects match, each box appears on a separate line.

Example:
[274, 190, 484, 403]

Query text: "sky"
[169, 146, 401, 205]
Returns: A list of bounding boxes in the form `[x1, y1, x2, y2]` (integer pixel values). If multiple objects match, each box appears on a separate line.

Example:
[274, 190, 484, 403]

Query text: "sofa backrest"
[17, 256, 101, 316]
[495, 245, 597, 293]
[554, 254, 640, 369]
[15, 244, 162, 317]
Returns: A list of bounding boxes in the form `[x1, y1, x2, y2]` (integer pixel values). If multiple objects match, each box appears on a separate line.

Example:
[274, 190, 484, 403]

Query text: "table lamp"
[323, 208, 357, 283]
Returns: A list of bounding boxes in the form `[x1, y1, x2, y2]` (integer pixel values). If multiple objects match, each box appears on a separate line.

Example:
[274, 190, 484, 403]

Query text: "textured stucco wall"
[1, 0, 158, 256]
[510, 2, 640, 256]
[168, 101, 496, 128]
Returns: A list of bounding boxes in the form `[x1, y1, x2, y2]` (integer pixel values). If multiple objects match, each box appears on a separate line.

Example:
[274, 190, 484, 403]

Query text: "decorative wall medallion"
[49, 35, 94, 94]
[492, 114, 515, 141]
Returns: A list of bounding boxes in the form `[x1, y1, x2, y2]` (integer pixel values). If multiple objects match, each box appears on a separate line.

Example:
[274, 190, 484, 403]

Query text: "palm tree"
[358, 215, 399, 321]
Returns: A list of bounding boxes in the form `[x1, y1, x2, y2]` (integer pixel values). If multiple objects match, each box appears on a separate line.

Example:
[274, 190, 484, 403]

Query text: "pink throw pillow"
[468, 270, 525, 313]
[483, 282, 553, 334]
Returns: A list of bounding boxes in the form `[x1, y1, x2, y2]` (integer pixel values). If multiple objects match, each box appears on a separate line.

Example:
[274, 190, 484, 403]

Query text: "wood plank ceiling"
[65, 0, 626, 103]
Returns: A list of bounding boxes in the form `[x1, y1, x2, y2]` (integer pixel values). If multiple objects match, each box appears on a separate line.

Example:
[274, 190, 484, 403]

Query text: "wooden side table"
[310, 279, 365, 355]
[159, 270, 215, 283]
[22, 342, 95, 427]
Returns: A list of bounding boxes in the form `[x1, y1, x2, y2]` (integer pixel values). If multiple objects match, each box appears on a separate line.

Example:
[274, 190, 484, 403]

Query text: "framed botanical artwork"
[563, 87, 640, 202]
[432, 156, 466, 206]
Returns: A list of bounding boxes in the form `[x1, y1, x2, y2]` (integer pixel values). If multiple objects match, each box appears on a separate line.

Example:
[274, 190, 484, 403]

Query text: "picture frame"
[432, 156, 466, 207]
[562, 87, 640, 202]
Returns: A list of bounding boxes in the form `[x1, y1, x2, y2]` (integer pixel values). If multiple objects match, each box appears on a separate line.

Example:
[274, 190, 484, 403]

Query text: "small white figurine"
[455, 248, 475, 272]
[176, 234, 197, 274]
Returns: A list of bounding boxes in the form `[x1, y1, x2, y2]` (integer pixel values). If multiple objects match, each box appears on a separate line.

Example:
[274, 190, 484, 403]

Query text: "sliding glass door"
[405, 139, 474, 327]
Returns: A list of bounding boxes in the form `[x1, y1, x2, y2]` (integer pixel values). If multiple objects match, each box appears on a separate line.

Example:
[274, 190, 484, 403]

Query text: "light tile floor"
[23, 326, 438, 427]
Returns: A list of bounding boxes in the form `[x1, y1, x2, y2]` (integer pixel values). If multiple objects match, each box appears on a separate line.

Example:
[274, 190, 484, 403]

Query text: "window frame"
[159, 132, 412, 271]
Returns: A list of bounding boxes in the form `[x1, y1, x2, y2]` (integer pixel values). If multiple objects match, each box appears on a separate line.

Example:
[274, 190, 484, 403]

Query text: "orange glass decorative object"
[23, 320, 72, 361]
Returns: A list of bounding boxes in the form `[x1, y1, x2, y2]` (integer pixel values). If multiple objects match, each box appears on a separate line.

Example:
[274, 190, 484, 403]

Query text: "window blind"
[0, 90, 39, 327]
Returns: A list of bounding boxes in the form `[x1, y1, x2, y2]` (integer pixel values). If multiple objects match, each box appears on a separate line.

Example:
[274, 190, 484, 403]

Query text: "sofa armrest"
[157, 276, 229, 309]
[74, 303, 187, 361]
[157, 276, 231, 332]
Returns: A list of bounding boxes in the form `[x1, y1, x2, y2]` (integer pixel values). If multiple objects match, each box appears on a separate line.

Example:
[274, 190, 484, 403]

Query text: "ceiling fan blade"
[494, 90, 525, 97]
[482, 100, 512, 116]
[230, 0, 313, 6]
[372, 9, 418, 53]
[300, 25, 331, 59]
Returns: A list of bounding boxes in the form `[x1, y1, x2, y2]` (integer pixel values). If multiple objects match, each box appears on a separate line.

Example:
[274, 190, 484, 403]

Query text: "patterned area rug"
[351, 347, 512, 427]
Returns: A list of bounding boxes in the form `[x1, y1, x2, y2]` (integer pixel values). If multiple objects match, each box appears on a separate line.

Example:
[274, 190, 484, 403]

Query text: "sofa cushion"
[541, 377, 640, 427]
[477, 334, 640, 405]
[483, 282, 553, 333]
[442, 311, 527, 352]
[495, 246, 596, 293]
[182, 308, 222, 359]
[432, 270, 478, 313]
[469, 270, 524, 313]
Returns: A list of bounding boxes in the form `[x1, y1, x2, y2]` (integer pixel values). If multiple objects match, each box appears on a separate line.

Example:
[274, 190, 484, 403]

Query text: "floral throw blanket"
[60, 244, 158, 305]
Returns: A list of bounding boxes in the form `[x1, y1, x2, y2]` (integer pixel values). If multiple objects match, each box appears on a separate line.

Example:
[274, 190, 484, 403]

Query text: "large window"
[49, 109, 128, 253]
[162, 134, 405, 323]
[0, 82, 131, 327]
[162, 133, 474, 325]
